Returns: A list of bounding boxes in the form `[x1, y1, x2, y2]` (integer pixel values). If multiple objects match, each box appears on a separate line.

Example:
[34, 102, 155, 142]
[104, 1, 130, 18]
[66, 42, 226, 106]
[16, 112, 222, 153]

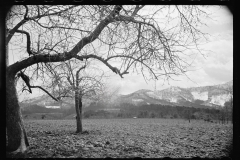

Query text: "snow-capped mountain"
[117, 80, 233, 108]
[21, 80, 232, 109]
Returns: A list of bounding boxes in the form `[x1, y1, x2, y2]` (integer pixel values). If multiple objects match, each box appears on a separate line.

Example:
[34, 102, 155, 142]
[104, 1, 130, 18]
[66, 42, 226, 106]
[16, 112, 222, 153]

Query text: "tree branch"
[18, 71, 59, 101]
[131, 5, 145, 17]
[76, 64, 87, 84]
[15, 30, 36, 56]
[23, 5, 29, 20]
[7, 5, 78, 44]
[114, 15, 170, 53]
[32, 19, 91, 33]
[30, 86, 59, 101]
[75, 54, 129, 78]
[7, 6, 118, 75]
[67, 77, 73, 86]
[7, 19, 28, 44]
[65, 62, 75, 86]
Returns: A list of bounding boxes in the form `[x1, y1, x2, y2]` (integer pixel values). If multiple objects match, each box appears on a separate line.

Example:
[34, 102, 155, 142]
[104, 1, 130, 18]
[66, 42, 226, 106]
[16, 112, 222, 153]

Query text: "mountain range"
[20, 80, 233, 110]
[117, 80, 232, 108]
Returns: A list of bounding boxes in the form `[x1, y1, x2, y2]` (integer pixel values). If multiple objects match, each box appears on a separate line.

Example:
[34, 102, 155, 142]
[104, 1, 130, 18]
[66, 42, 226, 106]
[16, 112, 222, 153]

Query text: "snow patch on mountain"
[132, 99, 144, 102]
[210, 94, 231, 106]
[170, 97, 178, 103]
[170, 86, 181, 92]
[146, 91, 162, 99]
[191, 91, 208, 101]
[132, 98, 144, 105]
[183, 97, 192, 102]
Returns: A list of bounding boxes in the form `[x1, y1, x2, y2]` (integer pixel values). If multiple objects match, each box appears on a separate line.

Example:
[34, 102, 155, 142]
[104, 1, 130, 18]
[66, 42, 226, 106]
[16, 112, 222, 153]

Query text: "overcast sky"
[8, 6, 233, 100]
[106, 6, 233, 95]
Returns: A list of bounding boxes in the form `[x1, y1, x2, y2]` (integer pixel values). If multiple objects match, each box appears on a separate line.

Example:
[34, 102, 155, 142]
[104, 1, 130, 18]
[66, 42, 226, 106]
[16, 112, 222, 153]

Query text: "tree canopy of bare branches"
[6, 5, 211, 156]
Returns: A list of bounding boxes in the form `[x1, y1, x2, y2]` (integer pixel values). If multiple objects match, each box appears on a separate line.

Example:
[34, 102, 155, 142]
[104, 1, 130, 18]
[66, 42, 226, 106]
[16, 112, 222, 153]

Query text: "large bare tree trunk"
[75, 91, 82, 133]
[6, 73, 29, 157]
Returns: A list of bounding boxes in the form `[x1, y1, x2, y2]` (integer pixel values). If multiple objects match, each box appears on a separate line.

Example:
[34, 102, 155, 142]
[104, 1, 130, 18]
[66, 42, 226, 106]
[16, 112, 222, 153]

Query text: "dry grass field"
[24, 118, 232, 158]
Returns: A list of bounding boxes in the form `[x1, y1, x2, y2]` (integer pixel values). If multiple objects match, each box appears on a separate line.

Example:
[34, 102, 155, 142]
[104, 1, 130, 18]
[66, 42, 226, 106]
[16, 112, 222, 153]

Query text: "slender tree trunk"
[75, 91, 82, 133]
[78, 97, 83, 131]
[6, 73, 29, 157]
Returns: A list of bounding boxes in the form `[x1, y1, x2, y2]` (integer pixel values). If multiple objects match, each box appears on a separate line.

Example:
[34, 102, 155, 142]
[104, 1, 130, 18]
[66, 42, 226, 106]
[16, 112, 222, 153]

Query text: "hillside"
[116, 80, 232, 108]
[20, 80, 233, 114]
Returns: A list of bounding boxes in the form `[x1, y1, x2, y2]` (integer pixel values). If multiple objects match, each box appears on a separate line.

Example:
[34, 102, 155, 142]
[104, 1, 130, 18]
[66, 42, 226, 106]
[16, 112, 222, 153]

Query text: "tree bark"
[75, 91, 82, 133]
[6, 72, 29, 157]
[78, 97, 83, 132]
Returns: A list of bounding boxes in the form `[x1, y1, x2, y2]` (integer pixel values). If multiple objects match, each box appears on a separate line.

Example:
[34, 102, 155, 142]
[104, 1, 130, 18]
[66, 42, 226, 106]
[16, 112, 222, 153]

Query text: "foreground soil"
[23, 118, 232, 158]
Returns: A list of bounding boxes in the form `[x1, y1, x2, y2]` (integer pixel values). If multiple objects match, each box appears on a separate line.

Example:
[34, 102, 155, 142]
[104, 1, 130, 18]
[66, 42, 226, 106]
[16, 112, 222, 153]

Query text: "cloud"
[107, 73, 155, 95]
[202, 40, 232, 82]
[201, 22, 233, 36]
[204, 66, 233, 82]
[202, 55, 233, 83]
[188, 34, 233, 85]
[158, 69, 214, 88]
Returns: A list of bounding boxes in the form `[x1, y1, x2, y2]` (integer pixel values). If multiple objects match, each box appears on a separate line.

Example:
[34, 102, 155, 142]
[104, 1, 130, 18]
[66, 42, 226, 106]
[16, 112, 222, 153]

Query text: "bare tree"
[6, 5, 211, 156]
[48, 59, 104, 133]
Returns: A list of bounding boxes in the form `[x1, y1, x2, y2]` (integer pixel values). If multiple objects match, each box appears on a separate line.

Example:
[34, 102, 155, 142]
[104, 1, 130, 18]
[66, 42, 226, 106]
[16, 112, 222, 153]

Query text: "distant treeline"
[21, 102, 231, 123]
[21, 104, 75, 116]
[83, 103, 222, 120]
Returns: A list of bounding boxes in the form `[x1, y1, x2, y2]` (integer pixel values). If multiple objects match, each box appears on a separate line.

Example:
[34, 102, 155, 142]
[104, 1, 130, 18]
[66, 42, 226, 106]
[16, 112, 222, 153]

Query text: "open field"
[24, 118, 232, 158]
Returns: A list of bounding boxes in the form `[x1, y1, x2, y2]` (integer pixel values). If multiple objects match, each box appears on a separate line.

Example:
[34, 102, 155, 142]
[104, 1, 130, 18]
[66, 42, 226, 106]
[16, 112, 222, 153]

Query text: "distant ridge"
[21, 80, 232, 109]
[117, 80, 232, 108]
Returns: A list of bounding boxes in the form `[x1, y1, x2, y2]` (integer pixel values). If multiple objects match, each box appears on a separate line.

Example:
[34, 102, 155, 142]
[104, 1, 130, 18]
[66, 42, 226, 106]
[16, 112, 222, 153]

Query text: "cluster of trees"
[21, 104, 77, 118]
[219, 100, 233, 124]
[82, 102, 232, 123]
[84, 110, 111, 118]
[21, 104, 63, 114]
